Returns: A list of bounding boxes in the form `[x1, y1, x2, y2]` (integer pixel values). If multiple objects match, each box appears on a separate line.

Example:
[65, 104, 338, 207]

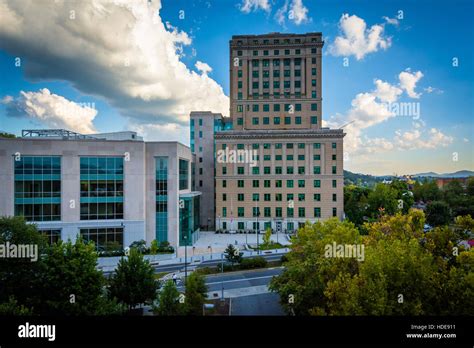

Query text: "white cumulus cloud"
[275, 0, 310, 26]
[399, 69, 424, 98]
[329, 13, 391, 60]
[3, 88, 97, 134]
[239, 0, 271, 13]
[0, 0, 229, 137]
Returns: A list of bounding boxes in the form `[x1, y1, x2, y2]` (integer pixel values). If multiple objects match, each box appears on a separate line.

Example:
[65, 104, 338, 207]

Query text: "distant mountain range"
[344, 170, 474, 186]
[411, 170, 474, 178]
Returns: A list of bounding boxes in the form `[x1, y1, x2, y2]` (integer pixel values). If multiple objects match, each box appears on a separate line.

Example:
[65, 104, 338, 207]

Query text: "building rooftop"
[19, 129, 143, 141]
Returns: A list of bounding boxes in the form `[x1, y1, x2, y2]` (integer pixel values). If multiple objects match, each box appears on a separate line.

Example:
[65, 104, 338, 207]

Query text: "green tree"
[0, 217, 47, 310]
[155, 280, 184, 315]
[413, 180, 441, 202]
[263, 227, 272, 246]
[0, 296, 33, 315]
[367, 183, 398, 217]
[467, 177, 474, 196]
[39, 236, 118, 315]
[109, 248, 157, 310]
[0, 132, 15, 138]
[426, 201, 452, 226]
[184, 272, 208, 315]
[150, 239, 159, 254]
[224, 244, 243, 267]
[344, 185, 370, 227]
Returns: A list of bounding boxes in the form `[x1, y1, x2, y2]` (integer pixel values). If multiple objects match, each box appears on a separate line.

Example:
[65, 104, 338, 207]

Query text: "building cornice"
[215, 129, 345, 140]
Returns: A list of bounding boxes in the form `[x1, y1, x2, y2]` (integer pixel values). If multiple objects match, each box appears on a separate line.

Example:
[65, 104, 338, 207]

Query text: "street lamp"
[183, 234, 188, 288]
[220, 252, 224, 301]
[217, 215, 221, 231]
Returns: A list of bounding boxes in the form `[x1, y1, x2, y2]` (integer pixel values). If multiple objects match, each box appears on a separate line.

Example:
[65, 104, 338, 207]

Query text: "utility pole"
[221, 252, 224, 301]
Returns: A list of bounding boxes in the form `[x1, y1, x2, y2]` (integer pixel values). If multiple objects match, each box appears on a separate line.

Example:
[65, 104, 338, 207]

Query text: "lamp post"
[183, 234, 188, 288]
[220, 252, 224, 301]
[217, 215, 221, 231]
[256, 206, 260, 255]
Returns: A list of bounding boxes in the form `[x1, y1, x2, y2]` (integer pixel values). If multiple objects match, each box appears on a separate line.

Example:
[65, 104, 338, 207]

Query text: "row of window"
[221, 153, 334, 162]
[222, 166, 338, 175]
[242, 79, 316, 90]
[238, 68, 317, 79]
[236, 102, 318, 113]
[249, 115, 317, 125]
[221, 179, 338, 188]
[222, 142, 337, 150]
[221, 206, 337, 218]
[236, 91, 316, 100]
[222, 193, 338, 202]
[235, 37, 319, 45]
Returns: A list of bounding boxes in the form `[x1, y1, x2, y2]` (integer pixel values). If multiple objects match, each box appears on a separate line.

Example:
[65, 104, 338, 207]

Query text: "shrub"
[240, 257, 267, 270]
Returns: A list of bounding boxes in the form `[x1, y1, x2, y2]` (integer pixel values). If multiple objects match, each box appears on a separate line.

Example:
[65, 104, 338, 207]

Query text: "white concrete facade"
[0, 136, 199, 249]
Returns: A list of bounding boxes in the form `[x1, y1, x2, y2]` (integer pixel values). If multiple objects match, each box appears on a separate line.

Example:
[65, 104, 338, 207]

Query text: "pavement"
[176, 267, 286, 315]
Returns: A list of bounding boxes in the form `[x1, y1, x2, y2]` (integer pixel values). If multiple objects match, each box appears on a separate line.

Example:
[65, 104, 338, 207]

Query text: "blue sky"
[0, 0, 472, 175]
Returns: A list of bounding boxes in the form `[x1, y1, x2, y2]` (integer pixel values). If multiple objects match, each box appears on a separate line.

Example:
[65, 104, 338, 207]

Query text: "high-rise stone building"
[190, 112, 231, 230]
[215, 32, 345, 233]
[0, 129, 201, 250]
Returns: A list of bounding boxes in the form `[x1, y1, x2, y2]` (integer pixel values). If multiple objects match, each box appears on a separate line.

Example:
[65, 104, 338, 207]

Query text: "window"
[311, 48, 316, 54]
[275, 193, 282, 201]
[199, 131, 202, 138]
[237, 208, 244, 218]
[314, 143, 321, 149]
[263, 70, 270, 78]
[274, 50, 279, 55]
[274, 104, 280, 112]
[295, 70, 301, 77]
[264, 180, 271, 188]
[238, 221, 244, 229]
[298, 167, 305, 175]
[222, 207, 227, 217]
[81, 228, 123, 251]
[263, 50, 268, 56]
[253, 193, 260, 201]
[252, 117, 259, 125]
[332, 142, 337, 149]
[298, 180, 305, 188]
[237, 118, 243, 125]
[298, 193, 305, 201]
[286, 143, 294, 149]
[287, 208, 294, 218]
[314, 180, 321, 188]
[298, 208, 305, 218]
[264, 207, 271, 217]
[275, 143, 282, 149]
[264, 155, 271, 161]
[253, 180, 260, 188]
[252, 167, 260, 175]
[314, 154, 321, 161]
[275, 166, 282, 174]
[332, 166, 337, 174]
[179, 159, 189, 190]
[252, 71, 259, 78]
[332, 154, 337, 160]
[332, 180, 337, 188]
[284, 49, 290, 55]
[287, 154, 294, 161]
[222, 166, 227, 175]
[313, 166, 321, 174]
[314, 207, 321, 218]
[312, 57, 316, 64]
[253, 104, 259, 112]
[275, 180, 282, 188]
[222, 180, 227, 188]
[263, 117, 270, 125]
[238, 193, 244, 201]
[264, 193, 271, 201]
[298, 143, 305, 149]
[253, 207, 260, 217]
[333, 207, 337, 217]
[238, 70, 242, 78]
[253, 50, 258, 56]
[238, 180, 244, 188]
[311, 91, 317, 98]
[238, 81, 242, 89]
[263, 81, 269, 89]
[263, 143, 271, 149]
[14, 156, 62, 222]
[284, 117, 291, 125]
[237, 92, 242, 100]
[312, 79, 316, 87]
[287, 180, 294, 188]
[295, 116, 302, 124]
[222, 193, 227, 201]
[287, 167, 294, 174]
[264, 167, 271, 175]
[312, 68, 317, 76]
[298, 155, 305, 161]
[275, 207, 282, 217]
[273, 70, 280, 78]
[238, 167, 244, 175]
[314, 193, 321, 201]
[311, 116, 317, 124]
[333, 194, 337, 202]
[274, 117, 280, 125]
[263, 59, 269, 67]
[311, 103, 317, 111]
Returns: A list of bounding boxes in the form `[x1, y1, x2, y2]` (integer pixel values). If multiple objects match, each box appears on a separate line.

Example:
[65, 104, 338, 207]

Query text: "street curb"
[203, 266, 284, 279]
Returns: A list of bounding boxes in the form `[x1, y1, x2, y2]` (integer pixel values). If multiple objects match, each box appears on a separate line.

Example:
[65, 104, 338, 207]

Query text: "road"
[103, 251, 286, 276]
[178, 267, 286, 315]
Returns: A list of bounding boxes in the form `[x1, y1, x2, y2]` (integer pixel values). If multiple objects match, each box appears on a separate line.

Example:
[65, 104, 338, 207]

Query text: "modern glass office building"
[0, 130, 201, 250]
